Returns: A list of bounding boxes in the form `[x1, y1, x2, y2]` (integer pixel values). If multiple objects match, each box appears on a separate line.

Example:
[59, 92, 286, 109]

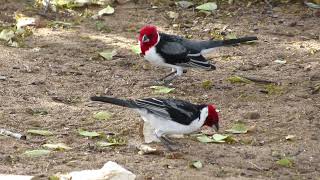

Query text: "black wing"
[157, 33, 213, 69]
[134, 98, 204, 125]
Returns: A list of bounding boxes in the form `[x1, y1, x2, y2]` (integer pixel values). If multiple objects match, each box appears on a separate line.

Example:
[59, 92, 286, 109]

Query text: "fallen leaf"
[24, 149, 51, 157]
[78, 130, 100, 137]
[43, 143, 72, 150]
[276, 158, 293, 167]
[196, 2, 217, 12]
[131, 45, 141, 54]
[225, 123, 248, 134]
[227, 76, 251, 84]
[196, 135, 215, 143]
[190, 160, 203, 169]
[176, 1, 194, 8]
[212, 134, 229, 142]
[99, 49, 117, 60]
[167, 11, 179, 19]
[0, 29, 15, 41]
[150, 86, 175, 94]
[96, 141, 125, 147]
[285, 135, 295, 140]
[304, 1, 320, 8]
[15, 15, 36, 29]
[27, 129, 53, 136]
[98, 5, 115, 16]
[93, 111, 112, 120]
[225, 33, 237, 39]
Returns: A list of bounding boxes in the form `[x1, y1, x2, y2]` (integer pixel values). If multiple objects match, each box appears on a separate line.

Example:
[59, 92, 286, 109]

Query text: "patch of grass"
[264, 84, 283, 95]
[201, 80, 213, 90]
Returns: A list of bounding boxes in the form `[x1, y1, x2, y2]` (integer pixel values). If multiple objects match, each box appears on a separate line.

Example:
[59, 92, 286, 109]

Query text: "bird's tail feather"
[202, 36, 258, 49]
[90, 96, 136, 108]
[219, 36, 258, 46]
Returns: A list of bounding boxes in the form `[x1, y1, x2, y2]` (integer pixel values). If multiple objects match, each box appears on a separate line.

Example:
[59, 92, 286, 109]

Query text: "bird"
[138, 25, 258, 84]
[90, 96, 219, 150]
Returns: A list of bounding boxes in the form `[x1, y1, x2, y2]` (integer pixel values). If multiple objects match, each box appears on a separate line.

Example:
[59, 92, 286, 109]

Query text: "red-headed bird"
[138, 25, 257, 84]
[91, 96, 219, 150]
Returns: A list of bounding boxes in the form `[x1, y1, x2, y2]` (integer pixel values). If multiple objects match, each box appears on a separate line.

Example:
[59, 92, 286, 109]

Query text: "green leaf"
[98, 5, 115, 16]
[93, 111, 112, 120]
[131, 45, 141, 54]
[225, 33, 237, 39]
[24, 149, 51, 157]
[43, 143, 72, 150]
[190, 160, 203, 169]
[197, 135, 215, 143]
[176, 1, 194, 8]
[99, 49, 117, 60]
[78, 130, 100, 137]
[150, 86, 175, 94]
[195, 2, 217, 12]
[304, 1, 320, 9]
[276, 158, 293, 167]
[212, 134, 229, 142]
[227, 76, 251, 84]
[27, 129, 53, 136]
[0, 29, 15, 41]
[225, 123, 248, 134]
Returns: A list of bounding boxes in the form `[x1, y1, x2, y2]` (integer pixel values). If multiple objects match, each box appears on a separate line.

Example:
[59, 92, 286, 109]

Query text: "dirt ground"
[0, 0, 320, 179]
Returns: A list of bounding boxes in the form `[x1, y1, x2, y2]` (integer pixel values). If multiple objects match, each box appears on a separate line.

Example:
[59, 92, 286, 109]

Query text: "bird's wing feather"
[159, 42, 188, 58]
[135, 98, 201, 125]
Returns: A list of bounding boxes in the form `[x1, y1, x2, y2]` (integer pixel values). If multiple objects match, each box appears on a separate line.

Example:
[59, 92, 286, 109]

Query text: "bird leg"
[155, 69, 188, 85]
[159, 136, 178, 151]
[156, 71, 176, 83]
[162, 135, 178, 145]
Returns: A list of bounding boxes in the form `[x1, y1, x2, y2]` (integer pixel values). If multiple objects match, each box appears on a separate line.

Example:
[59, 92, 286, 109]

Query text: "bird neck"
[199, 106, 209, 126]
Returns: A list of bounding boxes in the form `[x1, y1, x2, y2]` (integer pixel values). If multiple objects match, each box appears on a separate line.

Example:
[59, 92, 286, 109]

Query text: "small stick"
[249, 161, 263, 171]
[0, 129, 26, 140]
[238, 75, 277, 84]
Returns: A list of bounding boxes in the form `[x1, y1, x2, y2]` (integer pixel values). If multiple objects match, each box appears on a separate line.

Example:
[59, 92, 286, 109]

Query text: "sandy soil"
[0, 0, 319, 179]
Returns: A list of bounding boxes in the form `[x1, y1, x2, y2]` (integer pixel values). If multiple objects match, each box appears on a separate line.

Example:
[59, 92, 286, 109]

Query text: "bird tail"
[201, 36, 258, 49]
[90, 96, 136, 108]
[219, 36, 258, 46]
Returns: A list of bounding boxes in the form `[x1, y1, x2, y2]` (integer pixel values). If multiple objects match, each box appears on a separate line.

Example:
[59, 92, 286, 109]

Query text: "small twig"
[0, 128, 26, 140]
[238, 75, 277, 84]
[248, 161, 263, 171]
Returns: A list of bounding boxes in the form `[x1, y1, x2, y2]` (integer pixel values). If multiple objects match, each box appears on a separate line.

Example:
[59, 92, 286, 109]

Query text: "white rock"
[57, 161, 136, 180]
[0, 175, 33, 180]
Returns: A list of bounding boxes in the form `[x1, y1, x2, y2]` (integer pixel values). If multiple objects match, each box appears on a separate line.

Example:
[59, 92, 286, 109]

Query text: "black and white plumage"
[90, 96, 219, 150]
[139, 25, 258, 84]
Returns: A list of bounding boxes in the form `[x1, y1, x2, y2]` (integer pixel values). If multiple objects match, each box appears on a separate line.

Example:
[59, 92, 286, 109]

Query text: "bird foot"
[160, 136, 180, 151]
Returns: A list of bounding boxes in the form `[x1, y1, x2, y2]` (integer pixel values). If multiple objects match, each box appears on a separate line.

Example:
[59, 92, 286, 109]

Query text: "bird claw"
[160, 136, 179, 151]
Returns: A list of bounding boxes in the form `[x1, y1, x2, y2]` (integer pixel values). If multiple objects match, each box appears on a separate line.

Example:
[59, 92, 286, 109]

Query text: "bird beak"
[212, 123, 219, 132]
[142, 35, 150, 43]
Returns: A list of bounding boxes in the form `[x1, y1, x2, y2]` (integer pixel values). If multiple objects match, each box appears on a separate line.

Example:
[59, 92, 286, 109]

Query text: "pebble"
[0, 76, 7, 81]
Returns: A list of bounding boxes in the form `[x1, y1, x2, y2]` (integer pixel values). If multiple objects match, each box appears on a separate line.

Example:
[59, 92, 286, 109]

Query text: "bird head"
[138, 25, 159, 55]
[204, 104, 220, 132]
